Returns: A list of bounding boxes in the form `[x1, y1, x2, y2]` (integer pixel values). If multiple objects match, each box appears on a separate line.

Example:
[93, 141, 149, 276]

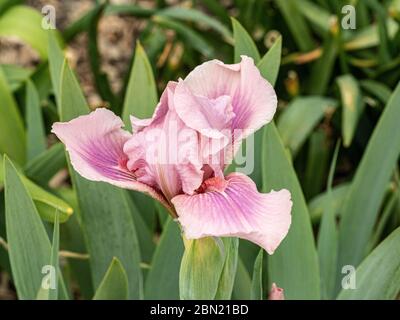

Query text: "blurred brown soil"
[0, 0, 155, 107]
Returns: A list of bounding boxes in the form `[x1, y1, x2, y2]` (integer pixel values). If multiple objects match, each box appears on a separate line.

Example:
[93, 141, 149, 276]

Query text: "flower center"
[197, 176, 228, 193]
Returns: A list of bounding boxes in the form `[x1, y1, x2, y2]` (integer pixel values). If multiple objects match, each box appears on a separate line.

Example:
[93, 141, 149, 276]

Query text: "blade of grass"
[152, 15, 214, 58]
[25, 80, 46, 162]
[57, 187, 94, 299]
[0, 157, 73, 223]
[49, 34, 144, 298]
[262, 123, 320, 299]
[277, 96, 337, 156]
[144, 218, 183, 299]
[158, 7, 233, 43]
[231, 17, 260, 63]
[24, 143, 67, 186]
[36, 212, 60, 300]
[93, 257, 129, 300]
[200, 0, 230, 24]
[250, 249, 264, 300]
[360, 79, 392, 105]
[336, 74, 365, 147]
[47, 30, 65, 111]
[296, 0, 333, 36]
[122, 42, 158, 130]
[303, 129, 330, 199]
[367, 188, 399, 252]
[336, 81, 400, 292]
[308, 183, 350, 224]
[0, 66, 26, 164]
[274, 0, 314, 52]
[257, 36, 282, 85]
[124, 195, 155, 264]
[337, 227, 400, 299]
[2, 64, 32, 91]
[344, 18, 398, 51]
[4, 156, 68, 299]
[308, 32, 338, 95]
[317, 141, 340, 300]
[231, 257, 252, 299]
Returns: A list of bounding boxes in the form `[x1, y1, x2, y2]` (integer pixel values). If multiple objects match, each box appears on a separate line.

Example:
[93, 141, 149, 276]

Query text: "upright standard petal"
[181, 55, 277, 137]
[172, 173, 292, 254]
[52, 108, 168, 206]
[174, 79, 234, 139]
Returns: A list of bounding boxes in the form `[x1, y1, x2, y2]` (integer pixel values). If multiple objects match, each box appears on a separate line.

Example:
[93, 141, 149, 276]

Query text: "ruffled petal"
[172, 173, 292, 254]
[125, 107, 203, 200]
[174, 79, 234, 139]
[231, 56, 277, 134]
[52, 108, 168, 207]
[182, 55, 277, 137]
[183, 59, 240, 99]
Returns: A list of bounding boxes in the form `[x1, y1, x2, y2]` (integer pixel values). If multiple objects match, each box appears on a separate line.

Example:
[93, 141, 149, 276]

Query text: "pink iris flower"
[52, 56, 292, 254]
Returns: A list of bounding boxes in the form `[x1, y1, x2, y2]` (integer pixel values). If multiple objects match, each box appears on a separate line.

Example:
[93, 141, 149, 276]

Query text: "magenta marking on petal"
[197, 176, 228, 193]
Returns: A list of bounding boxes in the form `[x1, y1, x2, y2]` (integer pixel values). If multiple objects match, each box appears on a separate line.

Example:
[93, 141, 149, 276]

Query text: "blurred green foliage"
[1, 0, 400, 300]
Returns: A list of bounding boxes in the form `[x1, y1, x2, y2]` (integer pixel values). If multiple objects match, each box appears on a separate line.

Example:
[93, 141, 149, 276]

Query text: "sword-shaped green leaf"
[262, 123, 320, 299]
[336, 81, 400, 288]
[93, 258, 129, 300]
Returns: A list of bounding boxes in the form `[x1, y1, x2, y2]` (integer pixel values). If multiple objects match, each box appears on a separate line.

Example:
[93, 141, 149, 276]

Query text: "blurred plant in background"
[0, 0, 400, 300]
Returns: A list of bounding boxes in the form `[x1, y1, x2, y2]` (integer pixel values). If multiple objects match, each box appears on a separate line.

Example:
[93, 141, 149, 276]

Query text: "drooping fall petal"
[51, 108, 168, 206]
[172, 173, 292, 254]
